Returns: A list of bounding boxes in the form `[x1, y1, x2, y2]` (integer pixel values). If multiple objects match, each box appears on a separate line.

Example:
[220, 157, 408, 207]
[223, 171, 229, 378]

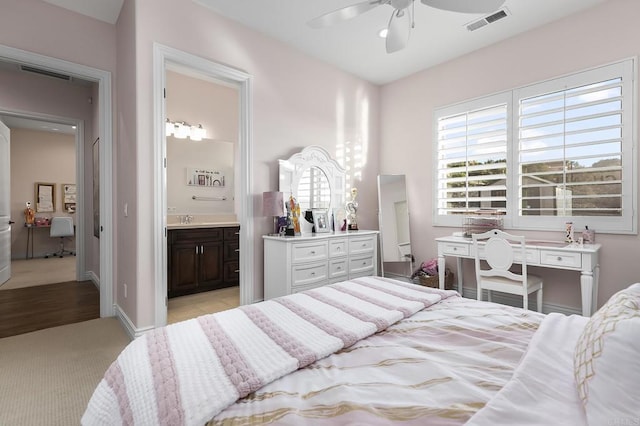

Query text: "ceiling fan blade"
[308, 0, 385, 28]
[386, 8, 411, 53]
[420, 0, 505, 14]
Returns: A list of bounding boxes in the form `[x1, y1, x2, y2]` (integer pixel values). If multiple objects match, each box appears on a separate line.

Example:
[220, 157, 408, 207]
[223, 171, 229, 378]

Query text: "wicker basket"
[417, 269, 455, 290]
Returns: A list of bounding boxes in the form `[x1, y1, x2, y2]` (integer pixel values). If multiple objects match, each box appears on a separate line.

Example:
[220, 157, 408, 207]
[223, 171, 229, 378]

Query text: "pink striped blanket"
[82, 277, 458, 426]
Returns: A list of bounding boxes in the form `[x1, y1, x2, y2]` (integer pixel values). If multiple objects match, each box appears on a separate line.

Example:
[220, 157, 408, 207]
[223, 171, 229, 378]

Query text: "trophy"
[346, 187, 359, 231]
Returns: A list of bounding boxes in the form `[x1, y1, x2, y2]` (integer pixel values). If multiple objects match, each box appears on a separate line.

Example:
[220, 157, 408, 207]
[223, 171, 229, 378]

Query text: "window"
[434, 59, 636, 234]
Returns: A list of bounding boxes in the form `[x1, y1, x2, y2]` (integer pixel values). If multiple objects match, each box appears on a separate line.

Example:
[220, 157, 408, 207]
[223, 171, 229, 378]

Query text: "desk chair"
[45, 217, 75, 258]
[472, 229, 543, 312]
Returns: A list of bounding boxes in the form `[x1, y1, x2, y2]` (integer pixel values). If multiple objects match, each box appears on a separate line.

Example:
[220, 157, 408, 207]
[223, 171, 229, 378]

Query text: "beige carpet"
[1, 257, 76, 290]
[0, 317, 130, 425]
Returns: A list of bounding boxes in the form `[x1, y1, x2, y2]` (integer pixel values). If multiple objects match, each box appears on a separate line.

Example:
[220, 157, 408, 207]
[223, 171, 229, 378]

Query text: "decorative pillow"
[574, 283, 640, 425]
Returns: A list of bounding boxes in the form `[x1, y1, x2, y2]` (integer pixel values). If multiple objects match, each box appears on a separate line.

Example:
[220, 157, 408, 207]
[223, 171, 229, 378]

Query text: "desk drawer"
[292, 262, 327, 287]
[540, 250, 582, 269]
[441, 242, 469, 257]
[478, 246, 539, 264]
[292, 241, 328, 264]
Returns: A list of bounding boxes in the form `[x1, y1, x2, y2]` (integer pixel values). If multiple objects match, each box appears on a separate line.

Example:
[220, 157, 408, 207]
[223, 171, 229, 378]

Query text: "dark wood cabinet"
[168, 226, 239, 298]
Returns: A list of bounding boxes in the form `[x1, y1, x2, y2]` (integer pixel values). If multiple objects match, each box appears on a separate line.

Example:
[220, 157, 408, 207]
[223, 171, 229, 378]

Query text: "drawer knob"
[362, 261, 367, 265]
[453, 247, 457, 251]
[311, 272, 316, 276]
[337, 266, 342, 270]
[310, 250, 316, 255]
[235, 249, 240, 253]
[234, 270, 240, 273]
[557, 256, 562, 261]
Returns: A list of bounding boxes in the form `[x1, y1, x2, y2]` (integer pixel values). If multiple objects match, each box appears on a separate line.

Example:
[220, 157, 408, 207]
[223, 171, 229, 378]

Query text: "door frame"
[152, 43, 254, 327]
[0, 110, 85, 280]
[0, 45, 114, 317]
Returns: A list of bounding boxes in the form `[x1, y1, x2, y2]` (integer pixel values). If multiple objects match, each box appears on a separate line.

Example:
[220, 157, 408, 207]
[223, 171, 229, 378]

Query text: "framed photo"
[35, 182, 56, 212]
[62, 184, 76, 213]
[312, 209, 330, 233]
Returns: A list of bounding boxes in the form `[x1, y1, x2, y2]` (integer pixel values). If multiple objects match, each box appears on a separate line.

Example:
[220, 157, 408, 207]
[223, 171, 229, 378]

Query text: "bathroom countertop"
[166, 221, 240, 230]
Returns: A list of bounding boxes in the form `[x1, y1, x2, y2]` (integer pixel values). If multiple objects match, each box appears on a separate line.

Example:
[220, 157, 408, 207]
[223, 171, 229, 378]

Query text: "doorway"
[0, 44, 114, 318]
[153, 44, 254, 327]
[1, 115, 79, 290]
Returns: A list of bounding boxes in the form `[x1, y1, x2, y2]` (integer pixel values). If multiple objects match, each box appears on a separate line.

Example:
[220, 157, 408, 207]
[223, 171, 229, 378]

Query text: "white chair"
[45, 217, 75, 258]
[472, 229, 543, 312]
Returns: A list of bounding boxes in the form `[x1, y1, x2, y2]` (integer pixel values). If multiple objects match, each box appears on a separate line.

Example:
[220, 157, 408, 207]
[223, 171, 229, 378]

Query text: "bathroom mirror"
[377, 174, 413, 278]
[279, 145, 346, 223]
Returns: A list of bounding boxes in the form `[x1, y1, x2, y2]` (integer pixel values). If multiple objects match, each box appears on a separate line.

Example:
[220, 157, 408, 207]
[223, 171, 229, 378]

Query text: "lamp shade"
[263, 191, 284, 217]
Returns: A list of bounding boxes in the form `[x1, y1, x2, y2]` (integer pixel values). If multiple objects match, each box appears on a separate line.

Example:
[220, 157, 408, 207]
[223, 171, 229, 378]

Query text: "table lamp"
[263, 191, 284, 235]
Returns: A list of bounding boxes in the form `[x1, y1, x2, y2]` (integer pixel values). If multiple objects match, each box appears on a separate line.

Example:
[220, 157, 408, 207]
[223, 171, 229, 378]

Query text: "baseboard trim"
[462, 286, 582, 316]
[86, 270, 99, 290]
[115, 304, 153, 340]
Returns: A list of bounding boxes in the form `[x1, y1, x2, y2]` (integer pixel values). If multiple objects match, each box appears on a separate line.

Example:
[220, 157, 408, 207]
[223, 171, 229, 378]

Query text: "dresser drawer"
[349, 236, 376, 256]
[329, 258, 348, 282]
[441, 242, 469, 256]
[292, 262, 328, 288]
[292, 241, 328, 264]
[329, 238, 348, 258]
[349, 254, 375, 276]
[540, 250, 582, 269]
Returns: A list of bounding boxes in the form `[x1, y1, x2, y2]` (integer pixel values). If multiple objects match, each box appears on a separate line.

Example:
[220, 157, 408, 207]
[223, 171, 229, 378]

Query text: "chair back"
[50, 217, 74, 238]
[472, 229, 528, 287]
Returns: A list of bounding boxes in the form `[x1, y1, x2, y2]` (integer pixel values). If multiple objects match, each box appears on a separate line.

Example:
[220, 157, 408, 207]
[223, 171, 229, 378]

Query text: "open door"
[0, 119, 11, 285]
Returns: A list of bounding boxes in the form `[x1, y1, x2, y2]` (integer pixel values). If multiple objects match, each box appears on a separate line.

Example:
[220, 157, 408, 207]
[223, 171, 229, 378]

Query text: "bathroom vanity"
[167, 219, 239, 298]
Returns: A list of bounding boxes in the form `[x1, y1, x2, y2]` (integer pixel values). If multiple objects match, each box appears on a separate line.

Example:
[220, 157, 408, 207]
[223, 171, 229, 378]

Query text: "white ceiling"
[40, 0, 608, 84]
[41, 0, 124, 25]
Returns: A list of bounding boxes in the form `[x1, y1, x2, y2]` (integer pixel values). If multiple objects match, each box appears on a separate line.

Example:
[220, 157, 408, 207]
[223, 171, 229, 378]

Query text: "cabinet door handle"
[235, 249, 240, 253]
[201, 245, 204, 254]
[195, 246, 199, 254]
[234, 270, 240, 273]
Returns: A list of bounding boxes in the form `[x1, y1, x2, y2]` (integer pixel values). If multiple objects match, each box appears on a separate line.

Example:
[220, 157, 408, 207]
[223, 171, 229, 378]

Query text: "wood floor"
[0, 280, 99, 338]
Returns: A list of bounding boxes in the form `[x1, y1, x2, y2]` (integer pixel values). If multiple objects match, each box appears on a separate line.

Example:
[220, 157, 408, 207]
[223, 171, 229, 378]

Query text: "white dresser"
[263, 230, 379, 300]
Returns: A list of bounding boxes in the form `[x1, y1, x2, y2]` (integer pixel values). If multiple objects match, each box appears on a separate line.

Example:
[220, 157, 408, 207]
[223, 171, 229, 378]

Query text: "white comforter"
[466, 313, 589, 426]
[82, 277, 458, 426]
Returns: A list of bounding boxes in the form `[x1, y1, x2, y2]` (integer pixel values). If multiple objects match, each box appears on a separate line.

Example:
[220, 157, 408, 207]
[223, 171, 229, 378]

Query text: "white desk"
[436, 236, 601, 316]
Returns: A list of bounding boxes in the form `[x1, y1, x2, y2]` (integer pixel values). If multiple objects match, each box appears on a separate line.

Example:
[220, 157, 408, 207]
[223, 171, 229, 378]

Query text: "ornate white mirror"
[377, 174, 413, 278]
[279, 146, 346, 225]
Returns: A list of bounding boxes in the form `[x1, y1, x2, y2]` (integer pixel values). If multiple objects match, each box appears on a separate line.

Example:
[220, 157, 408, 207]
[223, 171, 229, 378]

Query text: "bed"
[82, 276, 640, 425]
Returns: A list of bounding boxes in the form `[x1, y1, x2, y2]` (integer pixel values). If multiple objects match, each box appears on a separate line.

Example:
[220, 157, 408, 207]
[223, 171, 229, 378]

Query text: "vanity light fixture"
[165, 118, 207, 141]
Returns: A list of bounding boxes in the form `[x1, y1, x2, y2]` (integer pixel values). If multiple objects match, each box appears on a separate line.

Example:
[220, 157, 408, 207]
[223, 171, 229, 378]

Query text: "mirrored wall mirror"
[378, 174, 413, 278]
[279, 146, 346, 233]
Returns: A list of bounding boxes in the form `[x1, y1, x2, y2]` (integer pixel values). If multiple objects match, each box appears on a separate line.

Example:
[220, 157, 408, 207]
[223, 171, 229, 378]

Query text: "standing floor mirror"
[377, 175, 413, 279]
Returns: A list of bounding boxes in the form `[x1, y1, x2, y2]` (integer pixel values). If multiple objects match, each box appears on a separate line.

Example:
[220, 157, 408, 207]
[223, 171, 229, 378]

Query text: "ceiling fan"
[308, 0, 506, 53]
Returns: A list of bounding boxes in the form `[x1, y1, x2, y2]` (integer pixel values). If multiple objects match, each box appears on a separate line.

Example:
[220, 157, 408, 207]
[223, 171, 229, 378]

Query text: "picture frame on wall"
[35, 182, 55, 212]
[63, 183, 76, 213]
[312, 209, 330, 233]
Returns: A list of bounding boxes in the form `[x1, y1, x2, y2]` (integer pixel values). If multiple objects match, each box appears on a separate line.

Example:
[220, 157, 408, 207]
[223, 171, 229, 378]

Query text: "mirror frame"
[377, 174, 413, 278]
[279, 145, 346, 216]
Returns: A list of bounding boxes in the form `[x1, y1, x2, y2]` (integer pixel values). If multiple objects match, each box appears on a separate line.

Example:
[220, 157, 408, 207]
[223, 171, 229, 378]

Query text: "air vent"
[466, 8, 510, 32]
[20, 65, 71, 81]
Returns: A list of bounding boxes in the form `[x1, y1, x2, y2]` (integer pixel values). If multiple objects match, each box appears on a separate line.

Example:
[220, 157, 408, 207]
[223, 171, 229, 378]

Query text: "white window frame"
[433, 58, 637, 234]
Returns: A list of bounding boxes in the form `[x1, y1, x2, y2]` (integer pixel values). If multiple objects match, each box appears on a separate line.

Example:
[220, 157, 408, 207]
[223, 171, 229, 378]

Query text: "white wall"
[10, 129, 75, 258]
[127, 0, 381, 327]
[380, 0, 640, 310]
